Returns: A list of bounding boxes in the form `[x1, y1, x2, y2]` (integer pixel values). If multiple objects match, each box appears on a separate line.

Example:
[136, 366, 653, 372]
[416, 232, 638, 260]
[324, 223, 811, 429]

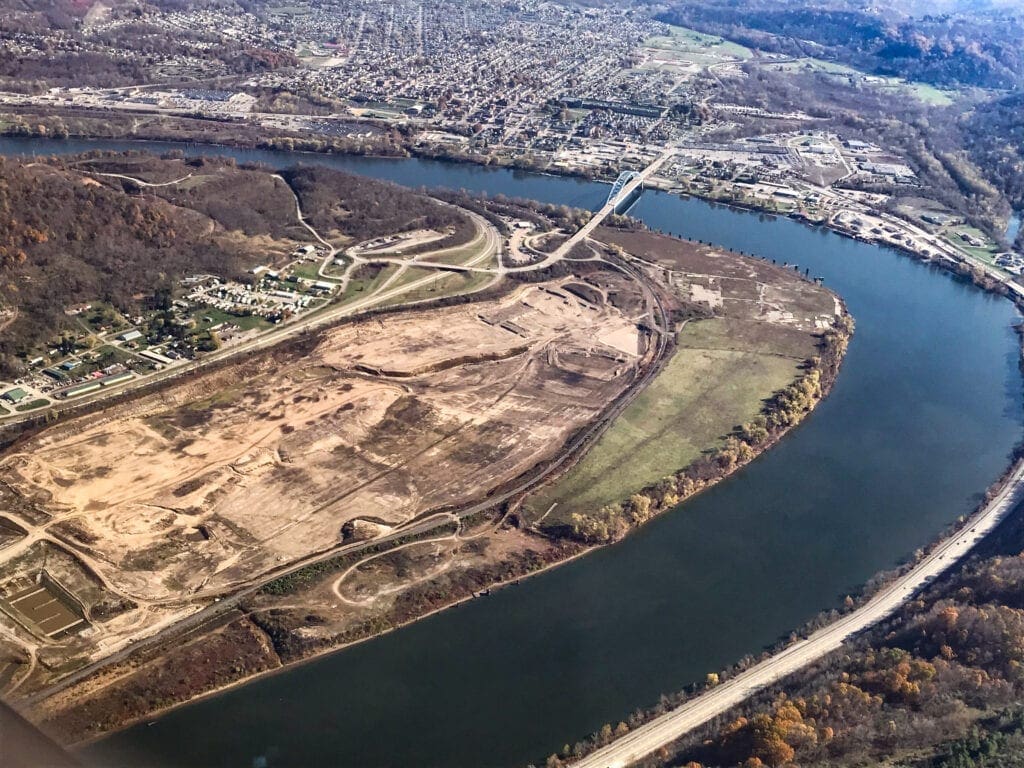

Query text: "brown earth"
[0, 274, 648, 699]
[6, 232, 847, 745]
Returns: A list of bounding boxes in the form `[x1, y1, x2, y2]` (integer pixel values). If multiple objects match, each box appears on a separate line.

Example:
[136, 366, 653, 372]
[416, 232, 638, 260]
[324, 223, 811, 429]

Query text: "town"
[0, 242, 338, 417]
[2, 2, 1024, 767]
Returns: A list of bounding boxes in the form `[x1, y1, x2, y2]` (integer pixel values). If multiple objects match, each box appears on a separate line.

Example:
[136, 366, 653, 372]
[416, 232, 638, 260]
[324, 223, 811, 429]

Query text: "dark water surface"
[1, 137, 1020, 768]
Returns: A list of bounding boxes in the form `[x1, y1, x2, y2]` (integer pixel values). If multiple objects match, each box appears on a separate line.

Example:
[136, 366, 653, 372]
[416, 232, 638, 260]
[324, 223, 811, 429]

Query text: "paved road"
[0, 204, 500, 431]
[549, 148, 675, 264]
[14, 161, 668, 705]
[572, 460, 1024, 768]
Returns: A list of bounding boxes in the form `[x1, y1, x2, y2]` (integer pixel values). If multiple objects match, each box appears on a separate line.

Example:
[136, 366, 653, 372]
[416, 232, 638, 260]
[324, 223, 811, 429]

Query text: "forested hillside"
[655, 2, 1024, 89]
[0, 156, 258, 369]
[0, 152, 470, 374]
[961, 93, 1024, 246]
[279, 165, 474, 245]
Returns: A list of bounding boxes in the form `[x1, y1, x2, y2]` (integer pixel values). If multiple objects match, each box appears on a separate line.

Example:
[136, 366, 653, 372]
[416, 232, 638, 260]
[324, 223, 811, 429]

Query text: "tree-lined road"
[573, 460, 1024, 768]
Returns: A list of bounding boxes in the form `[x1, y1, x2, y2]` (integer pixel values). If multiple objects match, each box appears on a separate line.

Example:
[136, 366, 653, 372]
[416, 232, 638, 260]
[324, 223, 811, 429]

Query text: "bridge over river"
[549, 148, 675, 262]
[606, 170, 642, 212]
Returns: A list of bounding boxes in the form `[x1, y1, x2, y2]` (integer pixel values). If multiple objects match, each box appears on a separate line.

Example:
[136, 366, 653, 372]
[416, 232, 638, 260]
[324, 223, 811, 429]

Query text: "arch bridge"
[606, 170, 643, 212]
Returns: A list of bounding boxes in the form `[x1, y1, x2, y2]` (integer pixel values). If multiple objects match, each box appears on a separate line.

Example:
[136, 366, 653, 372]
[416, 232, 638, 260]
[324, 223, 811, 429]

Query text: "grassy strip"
[14, 399, 49, 412]
[541, 314, 853, 542]
[529, 319, 812, 523]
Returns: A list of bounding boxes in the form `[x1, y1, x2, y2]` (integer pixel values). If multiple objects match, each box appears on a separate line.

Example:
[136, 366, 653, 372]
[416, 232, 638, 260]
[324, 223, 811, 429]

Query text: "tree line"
[564, 314, 853, 544]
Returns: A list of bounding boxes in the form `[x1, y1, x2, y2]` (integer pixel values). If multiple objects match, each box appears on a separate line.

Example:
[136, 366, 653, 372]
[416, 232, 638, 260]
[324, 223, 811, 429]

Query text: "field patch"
[527, 319, 809, 522]
[525, 229, 836, 526]
[0, 279, 644, 604]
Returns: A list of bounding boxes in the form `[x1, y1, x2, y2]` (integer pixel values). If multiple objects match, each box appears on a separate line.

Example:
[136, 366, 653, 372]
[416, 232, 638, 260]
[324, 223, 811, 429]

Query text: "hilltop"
[0, 152, 468, 374]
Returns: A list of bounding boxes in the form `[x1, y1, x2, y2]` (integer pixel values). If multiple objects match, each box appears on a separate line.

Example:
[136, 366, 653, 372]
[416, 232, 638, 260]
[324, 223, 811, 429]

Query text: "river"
[1, 137, 1021, 768]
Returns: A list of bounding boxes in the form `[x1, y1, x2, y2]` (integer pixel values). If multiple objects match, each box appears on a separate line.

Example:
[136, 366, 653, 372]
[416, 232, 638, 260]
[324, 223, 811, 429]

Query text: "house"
[118, 330, 143, 343]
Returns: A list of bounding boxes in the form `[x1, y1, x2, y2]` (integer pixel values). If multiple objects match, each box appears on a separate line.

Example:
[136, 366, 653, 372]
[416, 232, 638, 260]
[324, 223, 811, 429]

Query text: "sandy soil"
[0, 278, 643, 680]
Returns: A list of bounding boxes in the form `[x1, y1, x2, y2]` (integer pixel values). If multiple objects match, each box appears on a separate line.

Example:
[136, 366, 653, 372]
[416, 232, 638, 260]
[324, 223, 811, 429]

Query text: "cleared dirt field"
[34, 521, 572, 744]
[527, 230, 839, 524]
[0, 280, 643, 611]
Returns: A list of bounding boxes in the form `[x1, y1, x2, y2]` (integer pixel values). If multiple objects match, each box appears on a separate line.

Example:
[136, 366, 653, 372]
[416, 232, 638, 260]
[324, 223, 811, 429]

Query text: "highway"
[10, 154, 674, 706]
[572, 460, 1024, 768]
[0, 202, 501, 432]
[0, 148, 670, 433]
[11, 145, 678, 707]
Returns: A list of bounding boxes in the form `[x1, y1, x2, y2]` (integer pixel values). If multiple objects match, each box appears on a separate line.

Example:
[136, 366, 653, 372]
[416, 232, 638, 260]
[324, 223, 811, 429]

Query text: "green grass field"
[424, 237, 497, 268]
[15, 399, 49, 413]
[526, 318, 810, 525]
[192, 308, 273, 332]
[643, 23, 752, 73]
[941, 225, 1004, 269]
[338, 264, 400, 305]
[891, 82, 955, 107]
[646, 24, 753, 61]
[380, 266, 440, 292]
[378, 268, 496, 307]
[772, 58, 956, 106]
[289, 261, 339, 282]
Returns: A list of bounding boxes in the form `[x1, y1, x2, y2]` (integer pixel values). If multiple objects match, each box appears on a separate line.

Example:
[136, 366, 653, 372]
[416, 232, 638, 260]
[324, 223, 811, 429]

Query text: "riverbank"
[528, 228, 851, 540]
[555, 445, 1024, 767]
[24, 231, 849, 748]
[658, 185, 1023, 306]
[59, 536, 594, 750]
[1, 136, 1017, 768]
[548, 253, 1024, 768]
[4, 111, 1016, 283]
[567, 455, 1024, 768]
[0, 105, 596, 183]
[0, 104, 411, 159]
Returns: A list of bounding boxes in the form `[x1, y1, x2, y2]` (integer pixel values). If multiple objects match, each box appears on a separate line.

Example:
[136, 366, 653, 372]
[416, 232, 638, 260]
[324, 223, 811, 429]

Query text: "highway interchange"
[12, 158, 671, 705]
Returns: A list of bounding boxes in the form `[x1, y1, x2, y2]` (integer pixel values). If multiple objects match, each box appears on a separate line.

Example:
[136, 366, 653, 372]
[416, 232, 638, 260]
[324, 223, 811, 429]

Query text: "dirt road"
[572, 460, 1024, 768]
[19, 253, 671, 708]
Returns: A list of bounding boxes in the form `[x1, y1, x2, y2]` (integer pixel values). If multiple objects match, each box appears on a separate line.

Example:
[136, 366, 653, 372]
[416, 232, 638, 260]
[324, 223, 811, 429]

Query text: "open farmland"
[641, 23, 752, 80]
[526, 229, 840, 526]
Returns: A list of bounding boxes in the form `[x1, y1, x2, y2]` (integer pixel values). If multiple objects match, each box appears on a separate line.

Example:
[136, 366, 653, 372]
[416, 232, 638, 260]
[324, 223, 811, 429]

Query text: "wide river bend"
[0, 137, 1020, 768]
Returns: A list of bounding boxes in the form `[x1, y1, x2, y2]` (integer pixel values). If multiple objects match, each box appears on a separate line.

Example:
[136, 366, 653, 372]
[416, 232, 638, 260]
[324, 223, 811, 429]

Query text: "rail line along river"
[1, 137, 1022, 768]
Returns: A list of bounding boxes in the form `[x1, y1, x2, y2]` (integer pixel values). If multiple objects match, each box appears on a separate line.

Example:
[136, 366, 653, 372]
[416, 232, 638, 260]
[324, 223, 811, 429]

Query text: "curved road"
[572, 460, 1024, 768]
[14, 156, 675, 706]
[20, 252, 671, 708]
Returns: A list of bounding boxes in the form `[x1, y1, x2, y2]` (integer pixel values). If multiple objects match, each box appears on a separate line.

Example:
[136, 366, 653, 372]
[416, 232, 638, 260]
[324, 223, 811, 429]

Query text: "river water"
[1, 137, 1021, 768]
